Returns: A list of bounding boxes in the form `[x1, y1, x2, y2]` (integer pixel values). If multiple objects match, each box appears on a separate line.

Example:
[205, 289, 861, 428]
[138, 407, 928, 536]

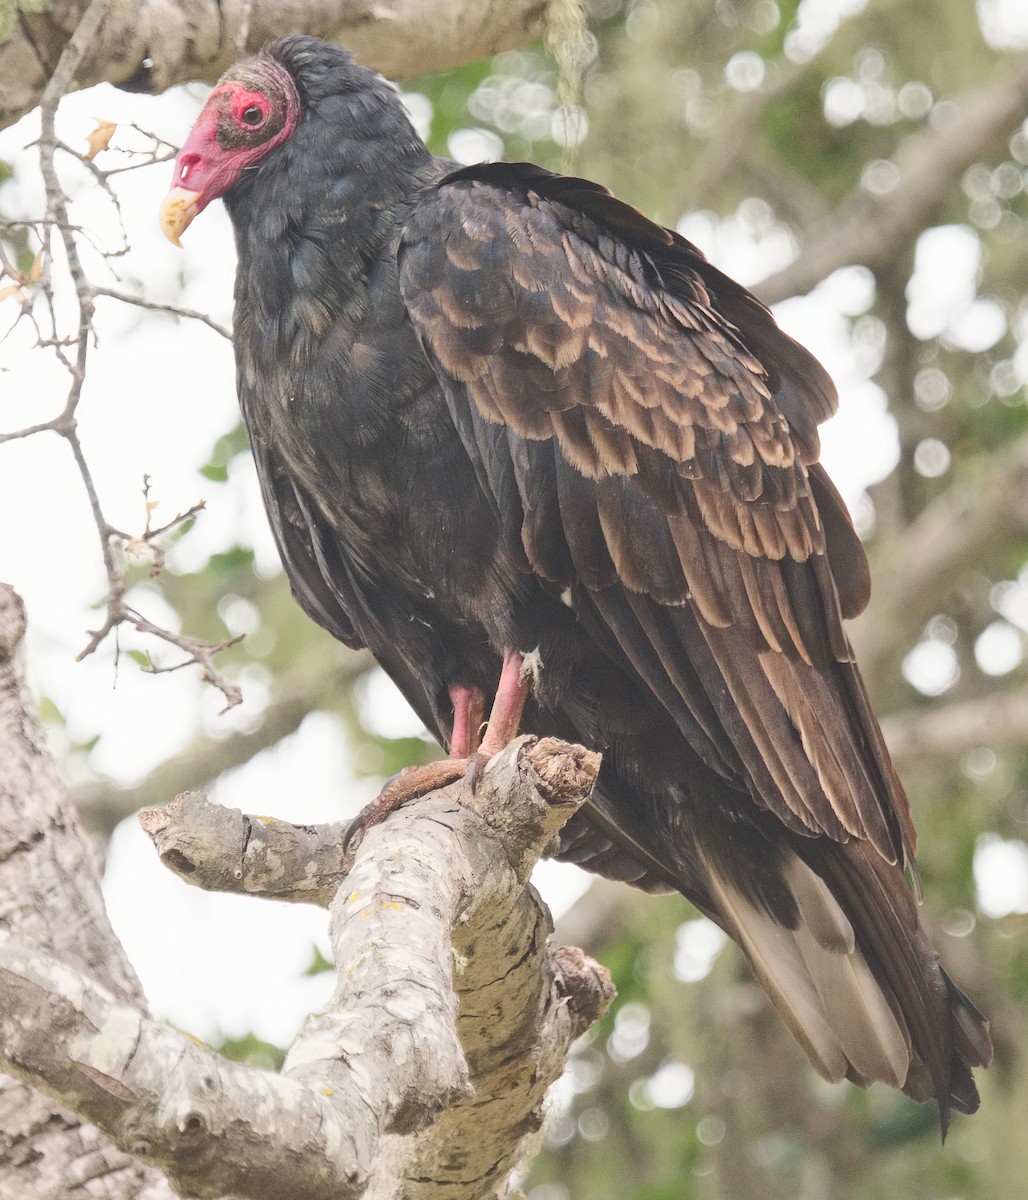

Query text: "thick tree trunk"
[0, 583, 176, 1199]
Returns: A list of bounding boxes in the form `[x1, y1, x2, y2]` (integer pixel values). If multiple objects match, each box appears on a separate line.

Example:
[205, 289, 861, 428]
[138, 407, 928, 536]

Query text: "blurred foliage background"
[4, 0, 1028, 1197]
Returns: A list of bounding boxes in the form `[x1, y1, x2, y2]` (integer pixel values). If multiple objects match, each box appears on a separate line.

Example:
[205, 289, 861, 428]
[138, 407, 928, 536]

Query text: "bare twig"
[0, 0, 245, 708]
[0, 420, 71, 445]
[124, 474, 208, 576]
[56, 120, 179, 175]
[77, 603, 245, 711]
[93, 287, 231, 339]
[101, 149, 178, 176]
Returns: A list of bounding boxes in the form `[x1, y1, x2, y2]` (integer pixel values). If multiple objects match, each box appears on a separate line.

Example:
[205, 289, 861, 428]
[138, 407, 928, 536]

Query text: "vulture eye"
[240, 104, 266, 127]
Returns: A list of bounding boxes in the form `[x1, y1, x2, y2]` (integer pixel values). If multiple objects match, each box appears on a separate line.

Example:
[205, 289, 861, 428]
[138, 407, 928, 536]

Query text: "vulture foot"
[343, 649, 535, 852]
[342, 758, 471, 852]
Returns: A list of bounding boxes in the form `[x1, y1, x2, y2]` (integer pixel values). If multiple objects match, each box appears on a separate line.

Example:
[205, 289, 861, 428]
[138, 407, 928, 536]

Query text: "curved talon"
[343, 766, 412, 853]
[465, 750, 489, 795]
[342, 811, 368, 855]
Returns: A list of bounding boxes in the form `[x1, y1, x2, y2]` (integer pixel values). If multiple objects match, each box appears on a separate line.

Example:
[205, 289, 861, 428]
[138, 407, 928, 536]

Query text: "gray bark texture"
[0, 584, 614, 1200]
[0, 0, 548, 131]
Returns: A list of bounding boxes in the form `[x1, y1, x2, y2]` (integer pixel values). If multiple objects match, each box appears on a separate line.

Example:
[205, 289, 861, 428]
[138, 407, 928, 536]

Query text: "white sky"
[0, 40, 1024, 1048]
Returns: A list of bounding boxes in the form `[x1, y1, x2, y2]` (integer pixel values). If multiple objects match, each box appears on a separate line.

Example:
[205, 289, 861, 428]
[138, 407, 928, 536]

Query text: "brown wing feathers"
[401, 169, 893, 855]
[397, 162, 989, 1117]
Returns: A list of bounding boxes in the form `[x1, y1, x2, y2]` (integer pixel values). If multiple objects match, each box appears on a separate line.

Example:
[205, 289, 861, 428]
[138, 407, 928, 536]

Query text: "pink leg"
[449, 684, 485, 757]
[343, 683, 485, 850]
[478, 648, 530, 756]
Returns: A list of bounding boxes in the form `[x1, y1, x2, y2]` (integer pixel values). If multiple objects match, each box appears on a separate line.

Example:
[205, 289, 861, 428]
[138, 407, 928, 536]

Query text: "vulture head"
[160, 38, 418, 246]
[160, 56, 301, 245]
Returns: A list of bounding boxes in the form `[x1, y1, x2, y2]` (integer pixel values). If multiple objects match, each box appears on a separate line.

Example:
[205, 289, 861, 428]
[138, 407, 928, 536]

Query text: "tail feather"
[808, 840, 990, 1129]
[942, 970, 993, 1115]
[792, 924, 910, 1088]
[785, 856, 854, 954]
[702, 839, 991, 1131]
[705, 851, 912, 1091]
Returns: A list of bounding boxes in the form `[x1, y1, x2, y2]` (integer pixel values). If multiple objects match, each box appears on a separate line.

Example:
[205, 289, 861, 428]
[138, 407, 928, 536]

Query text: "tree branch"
[138, 789, 353, 906]
[852, 428, 1028, 686]
[2, 0, 548, 131]
[881, 689, 1028, 766]
[2, 736, 614, 1200]
[754, 57, 1028, 304]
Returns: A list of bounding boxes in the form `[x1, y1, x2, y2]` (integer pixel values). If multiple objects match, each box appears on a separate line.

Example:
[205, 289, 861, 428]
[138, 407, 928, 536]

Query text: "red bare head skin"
[160, 57, 300, 245]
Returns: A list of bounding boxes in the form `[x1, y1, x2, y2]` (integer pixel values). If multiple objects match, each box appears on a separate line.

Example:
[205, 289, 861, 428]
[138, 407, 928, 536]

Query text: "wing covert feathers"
[399, 161, 910, 863]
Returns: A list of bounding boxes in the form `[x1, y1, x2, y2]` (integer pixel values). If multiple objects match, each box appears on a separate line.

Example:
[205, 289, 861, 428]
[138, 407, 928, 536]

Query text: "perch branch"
[2, 737, 613, 1200]
[138, 790, 352, 907]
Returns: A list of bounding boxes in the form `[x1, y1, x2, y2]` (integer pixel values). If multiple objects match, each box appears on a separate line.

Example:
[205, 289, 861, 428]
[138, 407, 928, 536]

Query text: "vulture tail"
[701, 837, 992, 1132]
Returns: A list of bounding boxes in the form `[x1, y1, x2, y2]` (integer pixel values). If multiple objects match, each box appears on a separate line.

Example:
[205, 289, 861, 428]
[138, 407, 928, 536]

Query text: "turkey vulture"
[160, 35, 990, 1124]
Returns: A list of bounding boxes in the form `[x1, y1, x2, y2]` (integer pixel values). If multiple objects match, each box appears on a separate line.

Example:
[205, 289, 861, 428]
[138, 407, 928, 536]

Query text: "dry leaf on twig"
[85, 119, 117, 161]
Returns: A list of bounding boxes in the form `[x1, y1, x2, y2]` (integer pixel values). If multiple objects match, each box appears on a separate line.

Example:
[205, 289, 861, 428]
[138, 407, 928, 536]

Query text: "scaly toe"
[343, 759, 469, 852]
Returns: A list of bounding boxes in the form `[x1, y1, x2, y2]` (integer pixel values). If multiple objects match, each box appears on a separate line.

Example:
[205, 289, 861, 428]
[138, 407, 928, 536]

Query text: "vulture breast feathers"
[161, 36, 990, 1128]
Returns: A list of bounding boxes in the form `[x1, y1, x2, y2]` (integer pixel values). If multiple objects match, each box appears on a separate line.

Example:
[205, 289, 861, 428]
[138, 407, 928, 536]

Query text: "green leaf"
[304, 944, 334, 976]
[36, 695, 65, 725]
[218, 1032, 285, 1071]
